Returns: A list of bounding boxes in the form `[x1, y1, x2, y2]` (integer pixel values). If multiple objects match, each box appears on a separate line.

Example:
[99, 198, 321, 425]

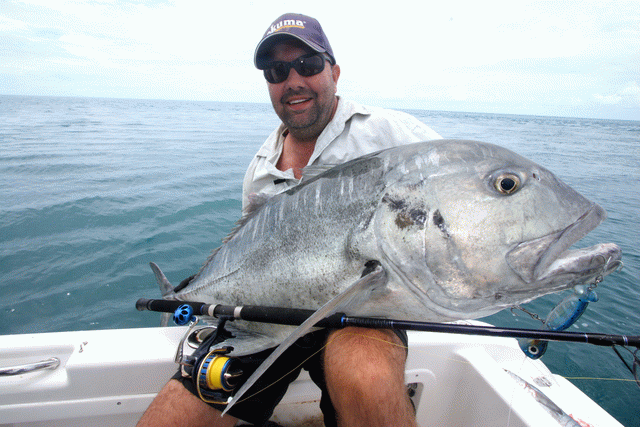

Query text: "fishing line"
[137, 298, 640, 392]
[611, 345, 640, 387]
[233, 331, 637, 427]
[233, 340, 322, 405]
[505, 355, 530, 427]
[232, 330, 407, 406]
[232, 331, 640, 407]
[562, 376, 638, 383]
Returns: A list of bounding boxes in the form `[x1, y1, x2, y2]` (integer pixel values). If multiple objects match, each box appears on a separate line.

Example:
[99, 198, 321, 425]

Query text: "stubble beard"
[277, 90, 335, 142]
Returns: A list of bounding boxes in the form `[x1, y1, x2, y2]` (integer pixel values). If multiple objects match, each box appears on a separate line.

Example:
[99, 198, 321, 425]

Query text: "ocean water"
[1, 95, 638, 426]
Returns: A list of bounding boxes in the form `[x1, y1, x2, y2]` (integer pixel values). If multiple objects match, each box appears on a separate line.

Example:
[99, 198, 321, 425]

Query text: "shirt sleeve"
[241, 156, 259, 213]
[314, 108, 442, 165]
[372, 108, 442, 143]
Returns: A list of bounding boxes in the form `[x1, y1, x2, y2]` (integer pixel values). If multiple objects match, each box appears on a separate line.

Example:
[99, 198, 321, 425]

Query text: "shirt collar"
[308, 98, 372, 164]
[254, 98, 373, 164]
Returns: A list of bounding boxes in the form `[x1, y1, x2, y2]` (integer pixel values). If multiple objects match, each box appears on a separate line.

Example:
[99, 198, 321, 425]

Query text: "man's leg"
[323, 327, 417, 427]
[136, 379, 238, 427]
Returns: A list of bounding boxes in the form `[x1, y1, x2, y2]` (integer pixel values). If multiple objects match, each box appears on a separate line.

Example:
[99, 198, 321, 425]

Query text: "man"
[242, 14, 441, 213]
[138, 13, 441, 427]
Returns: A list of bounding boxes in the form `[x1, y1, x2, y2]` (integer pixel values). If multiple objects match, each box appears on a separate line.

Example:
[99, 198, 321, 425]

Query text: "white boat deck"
[0, 325, 622, 427]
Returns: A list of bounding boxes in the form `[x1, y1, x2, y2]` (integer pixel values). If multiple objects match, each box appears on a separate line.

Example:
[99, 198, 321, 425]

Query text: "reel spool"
[196, 348, 243, 393]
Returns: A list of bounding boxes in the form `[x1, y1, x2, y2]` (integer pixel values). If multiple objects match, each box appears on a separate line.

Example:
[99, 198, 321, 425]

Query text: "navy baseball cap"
[254, 13, 335, 69]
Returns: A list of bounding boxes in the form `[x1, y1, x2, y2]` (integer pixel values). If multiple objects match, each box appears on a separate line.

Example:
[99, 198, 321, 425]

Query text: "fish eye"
[494, 173, 521, 195]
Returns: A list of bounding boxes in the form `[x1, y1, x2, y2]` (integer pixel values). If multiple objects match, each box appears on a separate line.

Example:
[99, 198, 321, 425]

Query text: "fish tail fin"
[149, 262, 174, 326]
[149, 262, 174, 297]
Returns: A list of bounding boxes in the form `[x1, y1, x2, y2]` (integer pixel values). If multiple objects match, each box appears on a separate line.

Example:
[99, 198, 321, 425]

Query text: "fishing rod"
[136, 298, 640, 348]
[137, 297, 640, 397]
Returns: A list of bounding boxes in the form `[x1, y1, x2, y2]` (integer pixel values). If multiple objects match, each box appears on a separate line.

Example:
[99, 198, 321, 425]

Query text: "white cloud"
[594, 93, 623, 105]
[594, 81, 640, 105]
[1, 0, 639, 119]
[621, 81, 640, 98]
[0, 15, 26, 31]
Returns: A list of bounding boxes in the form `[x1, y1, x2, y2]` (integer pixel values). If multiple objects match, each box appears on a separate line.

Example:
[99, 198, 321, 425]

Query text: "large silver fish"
[149, 139, 621, 410]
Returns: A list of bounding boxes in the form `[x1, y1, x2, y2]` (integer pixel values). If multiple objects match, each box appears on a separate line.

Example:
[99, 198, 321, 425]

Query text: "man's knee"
[137, 379, 237, 427]
[321, 328, 416, 426]
[325, 327, 407, 362]
[323, 327, 407, 389]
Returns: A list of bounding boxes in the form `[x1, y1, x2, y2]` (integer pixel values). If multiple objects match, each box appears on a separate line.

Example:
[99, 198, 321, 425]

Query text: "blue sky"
[1, 0, 639, 120]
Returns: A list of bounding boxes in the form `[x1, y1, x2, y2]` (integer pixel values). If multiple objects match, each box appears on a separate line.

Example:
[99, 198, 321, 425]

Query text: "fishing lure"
[519, 285, 598, 359]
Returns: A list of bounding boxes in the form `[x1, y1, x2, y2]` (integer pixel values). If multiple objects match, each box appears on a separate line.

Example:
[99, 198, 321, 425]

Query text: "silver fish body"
[159, 140, 621, 350]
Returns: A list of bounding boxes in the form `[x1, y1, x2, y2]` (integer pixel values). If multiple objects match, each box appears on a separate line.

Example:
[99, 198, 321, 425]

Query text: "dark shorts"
[173, 328, 408, 426]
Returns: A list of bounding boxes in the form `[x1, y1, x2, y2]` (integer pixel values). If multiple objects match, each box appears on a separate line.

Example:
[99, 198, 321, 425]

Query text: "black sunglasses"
[263, 53, 332, 84]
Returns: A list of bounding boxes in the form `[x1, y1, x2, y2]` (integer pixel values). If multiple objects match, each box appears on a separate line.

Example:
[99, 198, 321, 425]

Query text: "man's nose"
[283, 67, 306, 87]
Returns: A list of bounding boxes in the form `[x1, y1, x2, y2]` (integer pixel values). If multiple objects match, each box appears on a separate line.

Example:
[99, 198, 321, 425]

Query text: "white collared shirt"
[242, 98, 442, 212]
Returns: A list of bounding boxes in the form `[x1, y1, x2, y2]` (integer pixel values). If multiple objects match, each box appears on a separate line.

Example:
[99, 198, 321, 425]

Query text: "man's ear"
[332, 64, 341, 86]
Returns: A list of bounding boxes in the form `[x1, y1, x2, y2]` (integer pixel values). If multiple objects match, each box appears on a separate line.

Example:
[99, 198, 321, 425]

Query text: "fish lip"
[423, 239, 621, 320]
[506, 203, 611, 284]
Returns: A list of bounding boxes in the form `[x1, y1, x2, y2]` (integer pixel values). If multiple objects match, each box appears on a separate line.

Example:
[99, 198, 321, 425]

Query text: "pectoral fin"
[222, 264, 387, 415]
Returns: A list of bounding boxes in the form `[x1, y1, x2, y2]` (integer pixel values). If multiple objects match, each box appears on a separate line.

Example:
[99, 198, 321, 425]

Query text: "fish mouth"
[506, 204, 622, 287]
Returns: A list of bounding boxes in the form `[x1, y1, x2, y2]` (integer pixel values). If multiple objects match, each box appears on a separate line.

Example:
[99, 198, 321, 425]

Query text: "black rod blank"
[135, 298, 639, 348]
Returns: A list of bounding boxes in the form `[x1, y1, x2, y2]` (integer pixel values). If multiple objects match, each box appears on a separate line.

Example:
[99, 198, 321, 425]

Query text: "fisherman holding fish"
[139, 13, 442, 427]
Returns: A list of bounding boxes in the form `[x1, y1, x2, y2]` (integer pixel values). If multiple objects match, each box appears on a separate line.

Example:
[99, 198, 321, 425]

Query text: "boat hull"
[0, 324, 622, 427]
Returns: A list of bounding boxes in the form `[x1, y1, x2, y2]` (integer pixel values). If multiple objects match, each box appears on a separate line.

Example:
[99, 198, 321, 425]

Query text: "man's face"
[266, 41, 340, 141]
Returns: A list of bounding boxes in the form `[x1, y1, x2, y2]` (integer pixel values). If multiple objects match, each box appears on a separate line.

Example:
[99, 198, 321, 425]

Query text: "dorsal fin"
[189, 193, 272, 278]
[300, 164, 337, 183]
[222, 193, 271, 244]
[247, 193, 271, 216]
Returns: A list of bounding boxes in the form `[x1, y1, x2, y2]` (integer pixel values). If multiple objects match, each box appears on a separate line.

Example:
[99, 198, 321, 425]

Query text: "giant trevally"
[148, 139, 621, 410]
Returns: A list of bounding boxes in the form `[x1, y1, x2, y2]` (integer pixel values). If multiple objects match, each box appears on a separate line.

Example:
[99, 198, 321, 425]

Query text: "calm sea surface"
[1, 95, 638, 426]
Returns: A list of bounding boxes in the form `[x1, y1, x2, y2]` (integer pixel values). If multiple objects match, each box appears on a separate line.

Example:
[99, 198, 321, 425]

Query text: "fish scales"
[179, 153, 387, 309]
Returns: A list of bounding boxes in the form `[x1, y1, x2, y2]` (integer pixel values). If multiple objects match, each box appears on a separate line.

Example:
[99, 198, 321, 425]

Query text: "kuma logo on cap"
[267, 19, 306, 35]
